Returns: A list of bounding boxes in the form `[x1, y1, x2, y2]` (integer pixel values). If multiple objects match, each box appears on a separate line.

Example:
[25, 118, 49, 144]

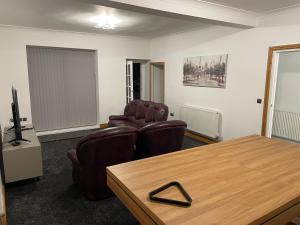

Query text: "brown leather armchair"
[135, 120, 187, 159]
[67, 127, 137, 200]
[108, 100, 169, 128]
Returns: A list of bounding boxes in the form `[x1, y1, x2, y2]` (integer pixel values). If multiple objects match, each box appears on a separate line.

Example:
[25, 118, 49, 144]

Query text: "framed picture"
[183, 54, 228, 88]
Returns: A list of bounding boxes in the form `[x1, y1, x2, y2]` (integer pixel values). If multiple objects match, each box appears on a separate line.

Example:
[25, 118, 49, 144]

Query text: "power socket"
[10, 117, 28, 122]
[170, 113, 174, 117]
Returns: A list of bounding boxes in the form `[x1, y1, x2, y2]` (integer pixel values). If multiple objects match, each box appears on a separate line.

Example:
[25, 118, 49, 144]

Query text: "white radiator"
[272, 109, 300, 142]
[180, 105, 221, 139]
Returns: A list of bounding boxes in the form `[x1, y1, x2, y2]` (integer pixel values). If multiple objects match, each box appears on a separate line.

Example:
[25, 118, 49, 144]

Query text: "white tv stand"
[2, 124, 43, 183]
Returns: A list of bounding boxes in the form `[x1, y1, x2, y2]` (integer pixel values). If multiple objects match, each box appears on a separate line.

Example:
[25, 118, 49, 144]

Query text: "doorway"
[126, 59, 150, 103]
[133, 63, 141, 100]
[126, 60, 165, 104]
[262, 44, 300, 142]
[150, 62, 165, 104]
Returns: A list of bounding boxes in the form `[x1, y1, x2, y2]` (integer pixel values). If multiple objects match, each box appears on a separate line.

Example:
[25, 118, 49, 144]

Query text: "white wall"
[275, 51, 300, 112]
[150, 23, 300, 140]
[0, 26, 150, 128]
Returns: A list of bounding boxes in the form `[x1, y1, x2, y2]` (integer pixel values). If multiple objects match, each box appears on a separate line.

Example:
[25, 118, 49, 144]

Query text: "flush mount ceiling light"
[91, 15, 120, 29]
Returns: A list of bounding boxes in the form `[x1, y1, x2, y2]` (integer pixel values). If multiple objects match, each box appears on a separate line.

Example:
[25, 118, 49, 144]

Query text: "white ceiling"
[200, 0, 300, 13]
[1, 0, 298, 38]
[0, 0, 209, 38]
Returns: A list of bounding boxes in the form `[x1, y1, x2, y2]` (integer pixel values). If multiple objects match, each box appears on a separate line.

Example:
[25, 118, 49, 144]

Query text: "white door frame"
[126, 60, 133, 103]
[263, 48, 300, 137]
[265, 51, 280, 137]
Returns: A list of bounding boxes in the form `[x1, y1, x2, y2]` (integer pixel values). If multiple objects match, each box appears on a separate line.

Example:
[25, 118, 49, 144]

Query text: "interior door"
[150, 62, 165, 103]
[266, 52, 280, 137]
[126, 61, 133, 104]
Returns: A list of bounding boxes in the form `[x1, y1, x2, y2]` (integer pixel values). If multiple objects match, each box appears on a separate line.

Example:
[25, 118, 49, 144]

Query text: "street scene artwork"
[183, 54, 228, 88]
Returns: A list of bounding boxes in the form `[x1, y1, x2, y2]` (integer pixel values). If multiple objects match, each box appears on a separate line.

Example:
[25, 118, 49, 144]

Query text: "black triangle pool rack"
[148, 181, 192, 207]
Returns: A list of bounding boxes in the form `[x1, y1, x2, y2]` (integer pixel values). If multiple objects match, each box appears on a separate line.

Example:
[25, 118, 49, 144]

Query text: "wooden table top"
[107, 135, 300, 225]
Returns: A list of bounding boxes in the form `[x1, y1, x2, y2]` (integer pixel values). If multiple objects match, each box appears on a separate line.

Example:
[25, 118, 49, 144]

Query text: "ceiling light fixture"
[91, 15, 120, 30]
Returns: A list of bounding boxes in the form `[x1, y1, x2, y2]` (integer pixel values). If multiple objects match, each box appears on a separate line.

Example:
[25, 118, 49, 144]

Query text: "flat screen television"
[8, 87, 29, 145]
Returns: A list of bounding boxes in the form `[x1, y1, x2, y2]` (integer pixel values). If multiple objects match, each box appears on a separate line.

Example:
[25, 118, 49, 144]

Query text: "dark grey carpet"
[6, 131, 205, 225]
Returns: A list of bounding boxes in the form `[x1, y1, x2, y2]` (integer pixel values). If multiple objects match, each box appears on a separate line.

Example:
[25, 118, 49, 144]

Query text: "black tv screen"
[11, 87, 22, 141]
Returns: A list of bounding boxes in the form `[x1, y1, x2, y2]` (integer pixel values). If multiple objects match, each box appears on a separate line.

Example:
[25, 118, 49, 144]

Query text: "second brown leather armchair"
[135, 120, 187, 159]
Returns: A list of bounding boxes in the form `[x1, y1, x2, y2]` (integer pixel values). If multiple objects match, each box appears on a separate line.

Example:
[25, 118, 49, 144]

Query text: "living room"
[1, 0, 300, 224]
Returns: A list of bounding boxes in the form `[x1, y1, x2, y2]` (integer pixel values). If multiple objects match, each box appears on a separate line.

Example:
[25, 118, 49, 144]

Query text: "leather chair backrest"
[74, 126, 137, 199]
[76, 127, 137, 167]
[124, 100, 168, 126]
[136, 120, 187, 159]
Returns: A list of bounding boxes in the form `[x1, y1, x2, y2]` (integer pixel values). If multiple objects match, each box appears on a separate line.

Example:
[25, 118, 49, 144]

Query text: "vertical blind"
[26, 46, 97, 132]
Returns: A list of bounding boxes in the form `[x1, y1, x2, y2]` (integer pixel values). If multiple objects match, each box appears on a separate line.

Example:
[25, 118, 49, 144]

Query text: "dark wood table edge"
[257, 200, 300, 225]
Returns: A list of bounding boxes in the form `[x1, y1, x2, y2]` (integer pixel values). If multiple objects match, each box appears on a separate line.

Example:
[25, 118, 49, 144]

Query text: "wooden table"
[107, 135, 300, 225]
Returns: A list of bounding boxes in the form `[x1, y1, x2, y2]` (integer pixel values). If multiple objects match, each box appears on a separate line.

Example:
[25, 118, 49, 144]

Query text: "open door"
[126, 59, 150, 103]
[262, 44, 300, 143]
[150, 62, 165, 103]
[126, 61, 133, 104]
[265, 52, 280, 137]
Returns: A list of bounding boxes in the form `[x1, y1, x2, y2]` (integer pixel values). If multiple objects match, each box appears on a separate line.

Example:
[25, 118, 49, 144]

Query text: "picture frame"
[183, 54, 228, 88]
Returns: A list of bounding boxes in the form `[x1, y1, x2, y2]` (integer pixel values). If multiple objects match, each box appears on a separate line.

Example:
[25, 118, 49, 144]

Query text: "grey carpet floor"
[6, 130, 205, 225]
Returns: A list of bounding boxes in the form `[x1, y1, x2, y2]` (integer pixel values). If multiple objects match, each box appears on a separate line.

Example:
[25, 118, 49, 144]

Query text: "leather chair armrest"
[67, 149, 80, 166]
[109, 115, 127, 120]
